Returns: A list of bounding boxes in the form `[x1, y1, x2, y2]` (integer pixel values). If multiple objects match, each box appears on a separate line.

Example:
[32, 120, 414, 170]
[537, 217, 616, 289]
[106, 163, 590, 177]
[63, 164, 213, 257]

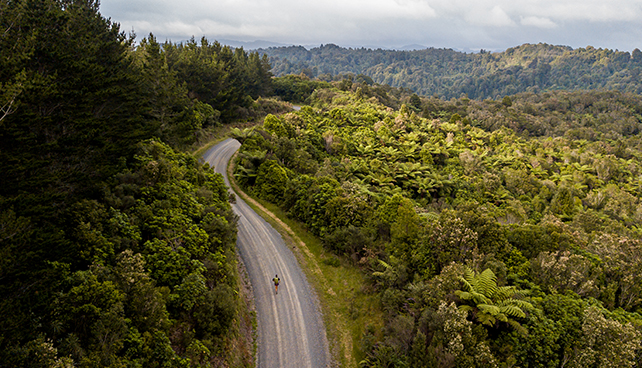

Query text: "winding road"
[202, 138, 330, 368]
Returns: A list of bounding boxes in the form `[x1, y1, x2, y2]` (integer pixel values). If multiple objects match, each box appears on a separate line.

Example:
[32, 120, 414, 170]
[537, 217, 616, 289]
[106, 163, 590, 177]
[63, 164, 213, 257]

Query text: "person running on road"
[273, 274, 280, 294]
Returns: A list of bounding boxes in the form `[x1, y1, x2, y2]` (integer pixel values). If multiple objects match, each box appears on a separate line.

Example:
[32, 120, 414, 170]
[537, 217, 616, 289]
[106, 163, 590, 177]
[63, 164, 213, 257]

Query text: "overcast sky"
[99, 0, 642, 52]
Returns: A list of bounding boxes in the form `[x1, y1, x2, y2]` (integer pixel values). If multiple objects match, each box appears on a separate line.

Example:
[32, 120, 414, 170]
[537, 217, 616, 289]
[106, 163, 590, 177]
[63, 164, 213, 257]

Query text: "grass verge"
[226, 152, 383, 368]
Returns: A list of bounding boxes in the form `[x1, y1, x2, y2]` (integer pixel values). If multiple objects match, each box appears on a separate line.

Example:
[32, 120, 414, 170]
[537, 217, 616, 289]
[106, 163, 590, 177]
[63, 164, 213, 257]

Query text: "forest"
[260, 43, 642, 100]
[0, 0, 282, 366]
[4, 0, 642, 366]
[233, 83, 642, 367]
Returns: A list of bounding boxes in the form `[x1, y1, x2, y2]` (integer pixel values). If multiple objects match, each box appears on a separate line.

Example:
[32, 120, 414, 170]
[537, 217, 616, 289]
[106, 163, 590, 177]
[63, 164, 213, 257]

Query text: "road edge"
[226, 151, 344, 368]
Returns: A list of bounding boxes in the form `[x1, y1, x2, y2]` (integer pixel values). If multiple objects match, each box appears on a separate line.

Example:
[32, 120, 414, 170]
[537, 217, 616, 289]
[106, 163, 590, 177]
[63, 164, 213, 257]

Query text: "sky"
[99, 0, 642, 52]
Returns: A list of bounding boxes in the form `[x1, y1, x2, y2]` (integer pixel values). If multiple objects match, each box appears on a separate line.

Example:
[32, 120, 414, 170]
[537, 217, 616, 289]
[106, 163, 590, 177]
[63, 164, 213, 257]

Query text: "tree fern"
[476, 268, 499, 297]
[455, 267, 533, 333]
[499, 304, 527, 319]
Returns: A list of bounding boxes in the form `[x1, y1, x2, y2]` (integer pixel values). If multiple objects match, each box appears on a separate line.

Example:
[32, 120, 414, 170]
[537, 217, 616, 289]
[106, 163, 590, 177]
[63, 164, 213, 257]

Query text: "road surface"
[202, 138, 330, 368]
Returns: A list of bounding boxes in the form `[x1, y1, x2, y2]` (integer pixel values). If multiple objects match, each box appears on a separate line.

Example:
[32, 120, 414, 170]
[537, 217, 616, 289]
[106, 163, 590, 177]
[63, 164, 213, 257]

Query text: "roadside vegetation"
[233, 82, 642, 367]
[226, 155, 383, 367]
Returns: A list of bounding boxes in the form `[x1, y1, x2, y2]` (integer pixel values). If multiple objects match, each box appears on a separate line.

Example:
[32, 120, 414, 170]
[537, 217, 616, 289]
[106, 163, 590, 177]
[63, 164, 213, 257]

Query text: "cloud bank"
[100, 0, 642, 51]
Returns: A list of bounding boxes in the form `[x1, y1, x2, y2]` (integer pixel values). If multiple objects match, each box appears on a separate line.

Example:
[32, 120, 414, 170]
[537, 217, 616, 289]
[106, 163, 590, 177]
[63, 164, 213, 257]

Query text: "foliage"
[455, 267, 533, 333]
[255, 160, 289, 203]
[261, 43, 642, 100]
[570, 306, 641, 368]
[272, 74, 332, 103]
[0, 1, 249, 365]
[162, 36, 274, 122]
[236, 85, 642, 366]
[6, 2, 642, 364]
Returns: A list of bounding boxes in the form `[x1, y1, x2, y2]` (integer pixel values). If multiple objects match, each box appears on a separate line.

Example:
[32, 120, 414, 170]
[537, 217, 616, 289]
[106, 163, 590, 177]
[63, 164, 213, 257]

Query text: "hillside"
[0, 0, 283, 365]
[233, 85, 642, 367]
[260, 43, 642, 100]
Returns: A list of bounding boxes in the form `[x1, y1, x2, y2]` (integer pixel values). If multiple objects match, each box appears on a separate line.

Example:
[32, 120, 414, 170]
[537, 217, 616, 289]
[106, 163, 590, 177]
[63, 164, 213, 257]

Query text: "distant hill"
[397, 44, 428, 51]
[216, 39, 292, 50]
[258, 43, 642, 99]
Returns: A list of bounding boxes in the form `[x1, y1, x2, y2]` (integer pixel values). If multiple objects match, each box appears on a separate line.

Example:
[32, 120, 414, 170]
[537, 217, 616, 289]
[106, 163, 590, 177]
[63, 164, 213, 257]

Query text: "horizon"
[194, 39, 639, 54]
[129, 36, 639, 57]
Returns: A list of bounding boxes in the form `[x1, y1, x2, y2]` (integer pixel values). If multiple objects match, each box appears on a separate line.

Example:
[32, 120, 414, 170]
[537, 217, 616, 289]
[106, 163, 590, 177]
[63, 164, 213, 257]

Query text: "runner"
[273, 274, 280, 294]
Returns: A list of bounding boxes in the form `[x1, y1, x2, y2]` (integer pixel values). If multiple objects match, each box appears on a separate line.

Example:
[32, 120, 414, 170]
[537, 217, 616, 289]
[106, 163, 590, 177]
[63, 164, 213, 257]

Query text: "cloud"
[490, 0, 642, 23]
[303, 0, 437, 20]
[428, 0, 642, 23]
[520, 16, 557, 29]
[465, 5, 515, 27]
[99, 0, 642, 51]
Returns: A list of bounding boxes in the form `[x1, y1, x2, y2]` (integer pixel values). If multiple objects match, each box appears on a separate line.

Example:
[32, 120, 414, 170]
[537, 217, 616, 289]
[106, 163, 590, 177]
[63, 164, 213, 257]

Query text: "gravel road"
[202, 138, 330, 368]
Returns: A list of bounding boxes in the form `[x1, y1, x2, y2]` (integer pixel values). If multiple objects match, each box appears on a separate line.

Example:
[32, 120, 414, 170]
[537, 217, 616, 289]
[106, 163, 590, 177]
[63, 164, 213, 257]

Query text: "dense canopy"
[262, 43, 642, 99]
[234, 84, 642, 367]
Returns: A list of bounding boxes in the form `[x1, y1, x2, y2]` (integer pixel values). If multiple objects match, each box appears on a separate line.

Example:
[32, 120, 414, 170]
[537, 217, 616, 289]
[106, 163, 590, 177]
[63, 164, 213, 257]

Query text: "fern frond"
[471, 291, 490, 305]
[458, 277, 474, 292]
[500, 305, 526, 319]
[503, 299, 534, 311]
[378, 259, 392, 270]
[495, 313, 509, 323]
[462, 266, 475, 283]
[476, 268, 498, 296]
[455, 290, 469, 299]
[507, 319, 528, 335]
[478, 304, 501, 316]
[494, 285, 516, 301]
[477, 313, 496, 326]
